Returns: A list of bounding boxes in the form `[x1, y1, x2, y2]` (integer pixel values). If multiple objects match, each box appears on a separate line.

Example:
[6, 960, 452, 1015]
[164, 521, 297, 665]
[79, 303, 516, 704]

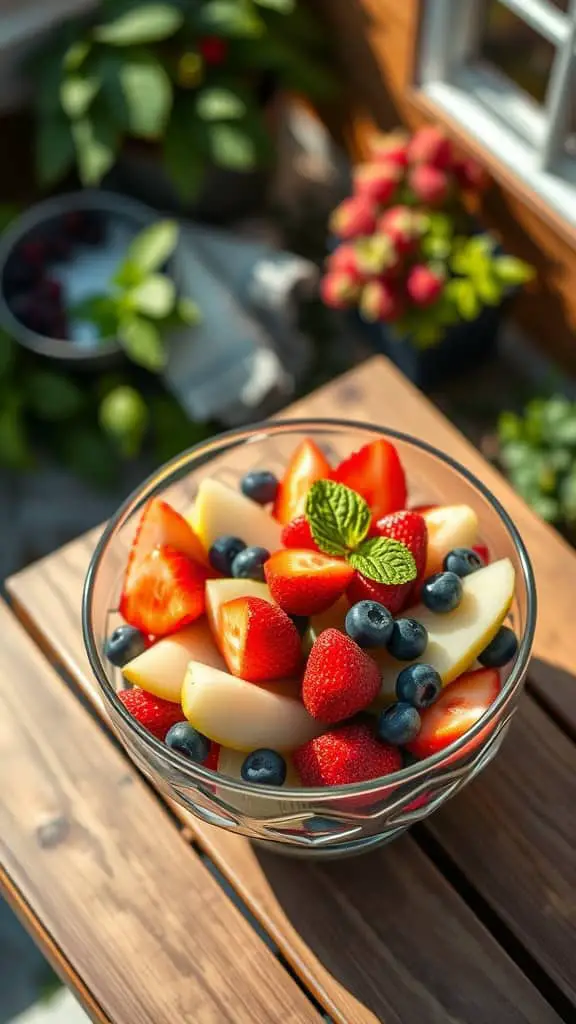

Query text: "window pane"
[478, 1, 556, 105]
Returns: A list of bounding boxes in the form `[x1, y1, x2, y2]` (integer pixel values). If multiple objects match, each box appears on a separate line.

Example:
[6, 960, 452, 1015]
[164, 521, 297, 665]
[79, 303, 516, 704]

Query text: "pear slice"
[186, 478, 282, 554]
[375, 558, 515, 708]
[423, 504, 479, 576]
[182, 662, 321, 752]
[122, 620, 224, 702]
[205, 578, 273, 641]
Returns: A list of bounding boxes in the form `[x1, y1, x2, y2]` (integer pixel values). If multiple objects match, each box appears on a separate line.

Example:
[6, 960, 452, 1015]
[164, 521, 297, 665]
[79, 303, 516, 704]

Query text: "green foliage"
[498, 395, 576, 530]
[74, 220, 200, 371]
[31, 0, 336, 198]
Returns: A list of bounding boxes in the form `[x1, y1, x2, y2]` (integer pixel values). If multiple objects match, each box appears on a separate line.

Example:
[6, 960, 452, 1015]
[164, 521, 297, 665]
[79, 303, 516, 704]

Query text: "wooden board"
[0, 603, 320, 1024]
[7, 356, 576, 1021]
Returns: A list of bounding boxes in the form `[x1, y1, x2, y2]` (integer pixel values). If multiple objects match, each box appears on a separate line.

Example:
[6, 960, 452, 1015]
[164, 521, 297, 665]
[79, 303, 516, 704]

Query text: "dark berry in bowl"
[240, 470, 279, 505]
[421, 572, 463, 613]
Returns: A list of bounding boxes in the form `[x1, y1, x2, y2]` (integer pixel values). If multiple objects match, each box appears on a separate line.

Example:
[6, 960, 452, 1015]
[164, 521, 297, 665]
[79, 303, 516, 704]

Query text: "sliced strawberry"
[218, 596, 302, 681]
[411, 503, 437, 515]
[473, 543, 490, 565]
[273, 438, 331, 524]
[348, 510, 427, 614]
[406, 668, 500, 761]
[125, 497, 209, 592]
[118, 687, 184, 740]
[281, 515, 319, 551]
[265, 548, 354, 616]
[302, 628, 381, 723]
[331, 439, 406, 521]
[120, 545, 208, 638]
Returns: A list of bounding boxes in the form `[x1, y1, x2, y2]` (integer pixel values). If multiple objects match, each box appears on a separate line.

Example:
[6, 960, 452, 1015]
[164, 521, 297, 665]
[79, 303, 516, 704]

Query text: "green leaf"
[93, 5, 184, 45]
[198, 1, 264, 37]
[348, 536, 417, 585]
[120, 58, 172, 138]
[99, 385, 149, 458]
[131, 274, 175, 317]
[529, 494, 560, 523]
[60, 74, 100, 119]
[498, 411, 523, 444]
[119, 316, 166, 370]
[25, 371, 84, 421]
[196, 87, 247, 121]
[177, 296, 201, 325]
[474, 272, 503, 306]
[36, 115, 76, 186]
[494, 255, 535, 286]
[305, 479, 371, 556]
[0, 397, 31, 469]
[127, 220, 178, 273]
[63, 40, 91, 73]
[254, 0, 295, 10]
[72, 114, 118, 185]
[164, 109, 206, 201]
[207, 122, 257, 171]
[72, 295, 119, 338]
[560, 470, 576, 522]
[454, 279, 481, 321]
[500, 441, 533, 472]
[113, 259, 145, 289]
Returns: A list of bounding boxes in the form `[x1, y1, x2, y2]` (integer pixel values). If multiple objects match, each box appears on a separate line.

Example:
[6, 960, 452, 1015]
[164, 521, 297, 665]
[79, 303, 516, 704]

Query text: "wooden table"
[2, 356, 575, 1024]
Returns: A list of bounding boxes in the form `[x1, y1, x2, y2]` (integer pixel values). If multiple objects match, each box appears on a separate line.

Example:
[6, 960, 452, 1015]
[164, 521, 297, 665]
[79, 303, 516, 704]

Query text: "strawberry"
[294, 722, 402, 786]
[326, 243, 365, 281]
[353, 161, 403, 204]
[124, 496, 209, 592]
[265, 549, 354, 616]
[218, 596, 302, 681]
[407, 667, 500, 761]
[302, 629, 381, 723]
[120, 545, 207, 637]
[329, 195, 378, 239]
[378, 205, 424, 254]
[371, 130, 409, 167]
[118, 687, 184, 741]
[453, 157, 489, 193]
[320, 270, 360, 310]
[349, 510, 427, 614]
[407, 126, 453, 169]
[281, 515, 318, 551]
[331, 439, 407, 522]
[408, 164, 450, 206]
[273, 438, 331, 524]
[473, 543, 490, 565]
[360, 279, 405, 323]
[406, 264, 445, 307]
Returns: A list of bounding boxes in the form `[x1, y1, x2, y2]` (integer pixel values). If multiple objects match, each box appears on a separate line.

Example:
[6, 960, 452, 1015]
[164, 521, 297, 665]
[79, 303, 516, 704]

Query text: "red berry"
[320, 270, 360, 310]
[371, 131, 409, 168]
[349, 509, 427, 614]
[294, 722, 402, 786]
[473, 542, 489, 564]
[199, 36, 228, 65]
[329, 195, 377, 240]
[326, 243, 363, 280]
[332, 439, 407, 522]
[378, 205, 424, 254]
[302, 630, 381, 724]
[265, 549, 354, 616]
[218, 596, 302, 681]
[406, 264, 445, 307]
[359, 279, 405, 323]
[453, 157, 489, 193]
[407, 126, 453, 169]
[408, 164, 450, 206]
[354, 162, 403, 205]
[118, 687, 184, 741]
[281, 515, 318, 551]
[120, 545, 208, 638]
[204, 741, 220, 770]
[20, 240, 47, 268]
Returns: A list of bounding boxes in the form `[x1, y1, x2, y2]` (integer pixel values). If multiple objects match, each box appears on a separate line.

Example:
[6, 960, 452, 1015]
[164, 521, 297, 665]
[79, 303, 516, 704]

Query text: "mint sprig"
[305, 479, 417, 585]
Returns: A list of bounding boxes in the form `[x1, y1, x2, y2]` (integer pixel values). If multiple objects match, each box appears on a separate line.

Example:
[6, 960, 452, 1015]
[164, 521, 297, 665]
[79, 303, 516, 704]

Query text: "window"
[418, 0, 576, 226]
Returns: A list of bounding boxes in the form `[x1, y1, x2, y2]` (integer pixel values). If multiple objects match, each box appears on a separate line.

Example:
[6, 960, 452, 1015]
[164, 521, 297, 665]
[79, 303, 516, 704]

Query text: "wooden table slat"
[0, 603, 320, 1024]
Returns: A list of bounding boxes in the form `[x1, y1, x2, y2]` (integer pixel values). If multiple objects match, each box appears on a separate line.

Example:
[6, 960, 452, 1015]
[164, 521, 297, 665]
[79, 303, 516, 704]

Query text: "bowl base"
[251, 825, 408, 860]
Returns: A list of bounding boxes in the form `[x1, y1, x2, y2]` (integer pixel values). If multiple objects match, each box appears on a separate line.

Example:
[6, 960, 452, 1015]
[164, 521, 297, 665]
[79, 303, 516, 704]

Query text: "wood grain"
[7, 357, 576, 1019]
[0, 603, 320, 1024]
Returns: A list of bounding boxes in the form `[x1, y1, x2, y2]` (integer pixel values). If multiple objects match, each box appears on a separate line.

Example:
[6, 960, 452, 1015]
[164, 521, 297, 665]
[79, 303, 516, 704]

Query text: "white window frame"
[418, 0, 576, 227]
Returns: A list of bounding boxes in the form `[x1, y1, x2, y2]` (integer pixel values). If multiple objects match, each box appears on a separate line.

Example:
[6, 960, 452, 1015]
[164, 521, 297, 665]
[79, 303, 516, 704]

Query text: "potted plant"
[31, 0, 334, 223]
[498, 395, 576, 543]
[320, 125, 535, 389]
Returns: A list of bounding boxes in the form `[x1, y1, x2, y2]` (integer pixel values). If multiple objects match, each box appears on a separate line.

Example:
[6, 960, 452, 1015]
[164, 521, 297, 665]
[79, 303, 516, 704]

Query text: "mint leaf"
[349, 536, 417, 585]
[306, 479, 371, 556]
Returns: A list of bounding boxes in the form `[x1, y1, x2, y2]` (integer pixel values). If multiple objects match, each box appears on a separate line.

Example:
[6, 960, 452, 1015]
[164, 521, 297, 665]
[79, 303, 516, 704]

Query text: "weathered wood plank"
[0, 603, 320, 1024]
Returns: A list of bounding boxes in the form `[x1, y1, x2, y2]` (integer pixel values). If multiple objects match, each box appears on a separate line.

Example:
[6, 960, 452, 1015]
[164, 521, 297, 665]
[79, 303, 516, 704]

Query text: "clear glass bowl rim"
[82, 417, 537, 800]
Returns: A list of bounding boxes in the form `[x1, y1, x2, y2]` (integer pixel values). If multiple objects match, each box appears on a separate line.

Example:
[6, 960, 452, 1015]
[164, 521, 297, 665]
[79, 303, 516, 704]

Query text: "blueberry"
[478, 626, 518, 668]
[345, 600, 394, 648]
[165, 722, 210, 763]
[231, 545, 270, 581]
[290, 614, 310, 636]
[443, 547, 484, 577]
[421, 572, 463, 613]
[241, 470, 279, 505]
[377, 703, 421, 745]
[209, 535, 246, 575]
[104, 625, 147, 667]
[387, 618, 428, 661]
[241, 749, 287, 786]
[396, 663, 442, 709]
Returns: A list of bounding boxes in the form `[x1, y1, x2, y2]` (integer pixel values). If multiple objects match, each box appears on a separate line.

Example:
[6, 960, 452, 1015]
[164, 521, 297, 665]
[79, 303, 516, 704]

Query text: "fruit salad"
[105, 436, 519, 792]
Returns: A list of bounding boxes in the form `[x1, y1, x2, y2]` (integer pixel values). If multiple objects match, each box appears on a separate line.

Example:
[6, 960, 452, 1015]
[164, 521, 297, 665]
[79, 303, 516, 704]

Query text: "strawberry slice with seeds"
[265, 548, 354, 616]
[331, 439, 406, 521]
[120, 545, 208, 637]
[281, 515, 319, 551]
[348, 510, 427, 614]
[218, 596, 302, 681]
[273, 438, 332, 524]
[118, 687, 184, 740]
[125, 497, 209, 592]
[407, 667, 500, 761]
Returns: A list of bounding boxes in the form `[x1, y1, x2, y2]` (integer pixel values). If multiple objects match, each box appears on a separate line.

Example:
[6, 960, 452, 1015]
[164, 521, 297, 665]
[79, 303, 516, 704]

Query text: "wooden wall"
[313, 0, 576, 375]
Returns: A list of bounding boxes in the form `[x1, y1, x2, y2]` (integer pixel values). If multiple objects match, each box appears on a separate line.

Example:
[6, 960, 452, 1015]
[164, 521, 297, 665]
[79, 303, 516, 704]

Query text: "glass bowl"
[82, 419, 536, 859]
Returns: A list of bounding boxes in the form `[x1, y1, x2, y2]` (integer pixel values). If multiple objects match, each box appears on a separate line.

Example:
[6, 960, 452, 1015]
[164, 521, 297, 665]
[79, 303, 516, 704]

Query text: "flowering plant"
[321, 126, 534, 348]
